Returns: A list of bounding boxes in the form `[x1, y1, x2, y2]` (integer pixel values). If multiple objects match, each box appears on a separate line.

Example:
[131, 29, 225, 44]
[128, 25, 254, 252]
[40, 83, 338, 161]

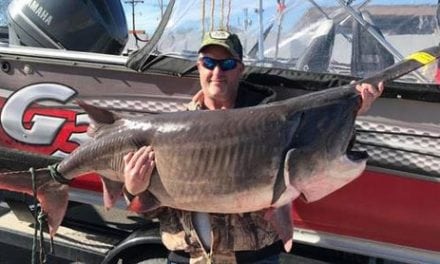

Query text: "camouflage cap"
[198, 31, 243, 61]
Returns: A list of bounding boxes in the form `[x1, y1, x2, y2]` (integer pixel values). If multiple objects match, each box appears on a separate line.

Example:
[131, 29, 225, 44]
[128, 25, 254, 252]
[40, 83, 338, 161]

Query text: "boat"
[0, 0, 438, 263]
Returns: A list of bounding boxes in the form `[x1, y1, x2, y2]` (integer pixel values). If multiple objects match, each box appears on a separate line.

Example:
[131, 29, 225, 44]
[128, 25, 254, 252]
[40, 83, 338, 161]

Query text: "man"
[123, 31, 384, 263]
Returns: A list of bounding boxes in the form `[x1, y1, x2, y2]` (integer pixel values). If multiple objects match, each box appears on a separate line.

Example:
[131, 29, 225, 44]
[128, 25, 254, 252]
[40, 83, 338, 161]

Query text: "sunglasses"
[200, 56, 239, 71]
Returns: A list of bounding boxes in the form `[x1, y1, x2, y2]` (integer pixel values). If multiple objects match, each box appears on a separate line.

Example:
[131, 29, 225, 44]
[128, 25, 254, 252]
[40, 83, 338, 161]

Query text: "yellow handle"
[406, 52, 437, 65]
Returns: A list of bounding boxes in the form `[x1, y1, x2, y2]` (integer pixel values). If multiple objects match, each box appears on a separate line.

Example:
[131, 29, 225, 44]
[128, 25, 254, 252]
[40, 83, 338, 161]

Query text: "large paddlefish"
[0, 45, 439, 251]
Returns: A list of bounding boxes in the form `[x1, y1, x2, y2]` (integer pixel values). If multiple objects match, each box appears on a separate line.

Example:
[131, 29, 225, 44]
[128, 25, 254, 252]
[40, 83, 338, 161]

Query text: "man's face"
[197, 46, 243, 105]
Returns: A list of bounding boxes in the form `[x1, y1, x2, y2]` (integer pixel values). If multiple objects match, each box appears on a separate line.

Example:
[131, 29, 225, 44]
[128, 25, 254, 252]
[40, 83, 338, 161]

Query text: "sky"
[122, 0, 169, 36]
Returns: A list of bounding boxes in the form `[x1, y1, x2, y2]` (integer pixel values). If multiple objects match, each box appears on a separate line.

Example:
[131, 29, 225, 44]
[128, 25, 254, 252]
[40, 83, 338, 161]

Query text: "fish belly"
[150, 129, 287, 213]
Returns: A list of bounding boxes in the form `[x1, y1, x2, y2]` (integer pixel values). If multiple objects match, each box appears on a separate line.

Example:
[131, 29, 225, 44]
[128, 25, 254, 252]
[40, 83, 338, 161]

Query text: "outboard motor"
[8, 0, 128, 55]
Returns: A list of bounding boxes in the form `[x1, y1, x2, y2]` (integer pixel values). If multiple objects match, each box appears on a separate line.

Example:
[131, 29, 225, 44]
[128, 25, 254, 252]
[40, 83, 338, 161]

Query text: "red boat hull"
[294, 170, 440, 252]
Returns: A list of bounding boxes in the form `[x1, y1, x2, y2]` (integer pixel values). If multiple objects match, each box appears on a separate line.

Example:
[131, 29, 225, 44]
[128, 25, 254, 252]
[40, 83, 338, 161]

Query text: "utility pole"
[125, 0, 144, 46]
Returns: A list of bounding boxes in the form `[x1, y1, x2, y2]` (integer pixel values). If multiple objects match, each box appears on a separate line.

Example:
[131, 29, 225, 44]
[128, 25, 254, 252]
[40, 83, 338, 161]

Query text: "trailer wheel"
[105, 243, 168, 264]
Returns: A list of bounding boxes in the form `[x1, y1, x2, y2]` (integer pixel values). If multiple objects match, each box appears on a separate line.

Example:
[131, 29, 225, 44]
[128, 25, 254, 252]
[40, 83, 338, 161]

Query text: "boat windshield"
[0, 0, 438, 83]
[0, 1, 10, 32]
[152, 0, 440, 83]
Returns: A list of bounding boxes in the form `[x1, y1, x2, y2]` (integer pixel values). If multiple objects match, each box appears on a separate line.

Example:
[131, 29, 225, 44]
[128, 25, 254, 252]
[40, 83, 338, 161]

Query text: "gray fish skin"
[57, 84, 365, 214]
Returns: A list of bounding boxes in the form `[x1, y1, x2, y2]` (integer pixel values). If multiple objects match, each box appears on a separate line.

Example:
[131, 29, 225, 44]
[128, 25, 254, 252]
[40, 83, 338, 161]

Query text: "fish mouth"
[346, 150, 368, 162]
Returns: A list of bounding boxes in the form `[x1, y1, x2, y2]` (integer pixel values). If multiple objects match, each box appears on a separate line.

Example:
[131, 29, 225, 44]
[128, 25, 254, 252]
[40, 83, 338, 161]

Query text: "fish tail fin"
[0, 168, 70, 237]
[36, 180, 70, 237]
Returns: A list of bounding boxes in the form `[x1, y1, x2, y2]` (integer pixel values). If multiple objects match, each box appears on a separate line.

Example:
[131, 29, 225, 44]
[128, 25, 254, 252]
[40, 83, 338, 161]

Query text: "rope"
[31, 167, 38, 264]
[0, 164, 70, 184]
[38, 211, 48, 263]
[30, 167, 47, 264]
[48, 163, 71, 184]
[0, 167, 46, 176]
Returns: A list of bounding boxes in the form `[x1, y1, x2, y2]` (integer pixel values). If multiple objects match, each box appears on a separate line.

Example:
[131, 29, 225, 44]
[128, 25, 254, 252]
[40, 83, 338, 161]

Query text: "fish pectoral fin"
[272, 148, 301, 207]
[128, 191, 161, 213]
[271, 156, 287, 205]
[264, 204, 293, 252]
[100, 177, 123, 209]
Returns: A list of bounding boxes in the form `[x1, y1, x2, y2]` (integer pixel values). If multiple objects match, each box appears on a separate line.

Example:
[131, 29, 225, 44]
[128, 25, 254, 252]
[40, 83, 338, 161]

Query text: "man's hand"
[123, 146, 155, 196]
[355, 81, 384, 114]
